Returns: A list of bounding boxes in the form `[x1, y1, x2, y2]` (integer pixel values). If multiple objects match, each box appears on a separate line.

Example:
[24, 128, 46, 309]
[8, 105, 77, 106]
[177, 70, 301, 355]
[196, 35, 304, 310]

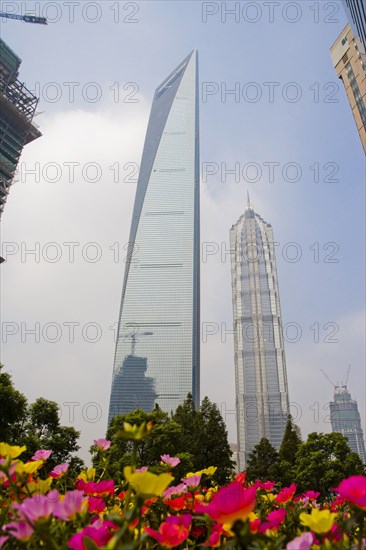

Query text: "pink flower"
[145, 514, 192, 548]
[0, 536, 8, 549]
[93, 439, 111, 451]
[31, 450, 52, 461]
[54, 490, 85, 520]
[302, 490, 320, 501]
[334, 476, 366, 509]
[13, 490, 59, 522]
[136, 466, 148, 473]
[5, 522, 33, 541]
[275, 483, 297, 503]
[161, 454, 181, 467]
[50, 463, 69, 478]
[195, 482, 257, 526]
[259, 508, 287, 532]
[286, 531, 314, 550]
[182, 475, 201, 488]
[163, 483, 188, 499]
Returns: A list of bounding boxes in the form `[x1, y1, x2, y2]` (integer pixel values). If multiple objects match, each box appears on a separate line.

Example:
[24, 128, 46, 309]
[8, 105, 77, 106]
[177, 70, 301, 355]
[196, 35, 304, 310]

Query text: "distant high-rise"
[330, 384, 366, 464]
[108, 51, 200, 423]
[341, 0, 366, 54]
[330, 24, 366, 154]
[230, 195, 289, 470]
[0, 37, 41, 217]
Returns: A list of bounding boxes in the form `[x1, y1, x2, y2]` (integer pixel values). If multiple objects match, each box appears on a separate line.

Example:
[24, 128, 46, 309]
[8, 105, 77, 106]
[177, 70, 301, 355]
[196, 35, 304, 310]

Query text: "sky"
[0, 0, 365, 463]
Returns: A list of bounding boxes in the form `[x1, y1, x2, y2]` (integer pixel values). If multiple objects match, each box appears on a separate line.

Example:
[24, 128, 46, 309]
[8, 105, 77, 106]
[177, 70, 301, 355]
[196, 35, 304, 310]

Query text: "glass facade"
[342, 0, 366, 54]
[0, 37, 41, 217]
[230, 198, 289, 470]
[108, 51, 200, 423]
[330, 388, 366, 464]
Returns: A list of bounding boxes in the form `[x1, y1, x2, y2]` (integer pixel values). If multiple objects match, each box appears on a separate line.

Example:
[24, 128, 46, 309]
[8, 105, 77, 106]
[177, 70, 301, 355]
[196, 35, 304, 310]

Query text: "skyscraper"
[0, 37, 41, 218]
[330, 384, 366, 464]
[108, 51, 200, 423]
[230, 195, 289, 470]
[341, 0, 366, 53]
[330, 24, 366, 154]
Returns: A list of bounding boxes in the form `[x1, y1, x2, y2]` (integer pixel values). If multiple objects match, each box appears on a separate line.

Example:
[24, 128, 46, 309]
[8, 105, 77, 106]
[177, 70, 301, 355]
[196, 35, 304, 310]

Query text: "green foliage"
[0, 365, 83, 475]
[0, 364, 28, 442]
[294, 432, 365, 498]
[102, 394, 235, 483]
[276, 415, 302, 486]
[246, 437, 279, 482]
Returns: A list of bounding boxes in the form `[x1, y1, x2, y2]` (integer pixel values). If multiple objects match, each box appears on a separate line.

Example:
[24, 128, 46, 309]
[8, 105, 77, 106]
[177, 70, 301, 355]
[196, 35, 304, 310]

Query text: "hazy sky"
[1, 0, 365, 462]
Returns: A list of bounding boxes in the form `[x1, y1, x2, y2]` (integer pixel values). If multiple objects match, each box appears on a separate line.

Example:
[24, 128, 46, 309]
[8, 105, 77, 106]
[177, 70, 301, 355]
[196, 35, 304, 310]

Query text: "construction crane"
[130, 331, 153, 356]
[320, 366, 351, 392]
[0, 12, 47, 24]
[320, 369, 339, 391]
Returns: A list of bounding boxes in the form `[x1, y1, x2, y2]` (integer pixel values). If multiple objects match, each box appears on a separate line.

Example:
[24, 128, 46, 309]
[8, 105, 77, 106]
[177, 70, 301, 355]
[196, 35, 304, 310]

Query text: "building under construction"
[0, 37, 41, 218]
[330, 385, 366, 464]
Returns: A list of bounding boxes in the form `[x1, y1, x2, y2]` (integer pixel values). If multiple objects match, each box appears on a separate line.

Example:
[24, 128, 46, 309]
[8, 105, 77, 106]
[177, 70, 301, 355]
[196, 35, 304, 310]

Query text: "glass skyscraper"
[330, 385, 366, 464]
[230, 196, 289, 470]
[108, 51, 200, 423]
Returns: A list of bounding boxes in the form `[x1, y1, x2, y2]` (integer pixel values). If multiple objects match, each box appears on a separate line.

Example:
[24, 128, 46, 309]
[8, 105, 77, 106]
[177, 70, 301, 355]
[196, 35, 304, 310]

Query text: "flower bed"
[0, 425, 365, 549]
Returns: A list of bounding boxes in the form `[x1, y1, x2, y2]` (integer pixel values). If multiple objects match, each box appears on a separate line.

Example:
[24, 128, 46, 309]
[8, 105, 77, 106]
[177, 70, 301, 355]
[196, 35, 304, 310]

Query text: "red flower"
[145, 514, 192, 548]
[195, 482, 256, 525]
[334, 476, 366, 510]
[259, 481, 275, 491]
[275, 483, 296, 503]
[164, 495, 186, 511]
[235, 472, 247, 484]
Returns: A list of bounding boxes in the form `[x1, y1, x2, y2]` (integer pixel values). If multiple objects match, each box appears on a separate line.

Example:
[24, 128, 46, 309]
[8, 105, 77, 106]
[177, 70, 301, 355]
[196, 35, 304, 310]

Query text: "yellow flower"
[78, 467, 96, 482]
[26, 477, 53, 495]
[300, 509, 336, 534]
[124, 466, 172, 497]
[186, 466, 217, 478]
[120, 421, 154, 441]
[0, 443, 26, 459]
[262, 492, 275, 502]
[14, 460, 43, 475]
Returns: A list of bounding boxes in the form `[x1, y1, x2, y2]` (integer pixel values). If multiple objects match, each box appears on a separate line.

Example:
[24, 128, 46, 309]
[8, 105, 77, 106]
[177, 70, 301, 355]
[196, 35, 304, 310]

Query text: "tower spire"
[246, 190, 252, 210]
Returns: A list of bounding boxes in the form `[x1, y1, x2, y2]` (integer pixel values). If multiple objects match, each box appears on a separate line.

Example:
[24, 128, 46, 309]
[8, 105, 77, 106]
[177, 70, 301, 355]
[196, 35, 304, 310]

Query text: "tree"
[0, 364, 28, 442]
[103, 395, 235, 483]
[276, 415, 302, 486]
[0, 365, 83, 476]
[294, 432, 365, 499]
[246, 438, 279, 482]
[193, 397, 235, 484]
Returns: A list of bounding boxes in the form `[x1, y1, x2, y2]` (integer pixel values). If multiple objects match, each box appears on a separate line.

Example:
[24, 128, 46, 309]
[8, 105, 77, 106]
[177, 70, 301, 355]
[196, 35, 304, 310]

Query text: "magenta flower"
[76, 479, 114, 497]
[259, 481, 275, 491]
[286, 531, 314, 550]
[182, 475, 201, 488]
[161, 454, 181, 467]
[93, 438, 111, 451]
[0, 536, 8, 548]
[31, 450, 52, 461]
[54, 490, 85, 520]
[88, 497, 106, 514]
[334, 476, 366, 509]
[50, 463, 69, 478]
[259, 508, 287, 532]
[68, 520, 117, 550]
